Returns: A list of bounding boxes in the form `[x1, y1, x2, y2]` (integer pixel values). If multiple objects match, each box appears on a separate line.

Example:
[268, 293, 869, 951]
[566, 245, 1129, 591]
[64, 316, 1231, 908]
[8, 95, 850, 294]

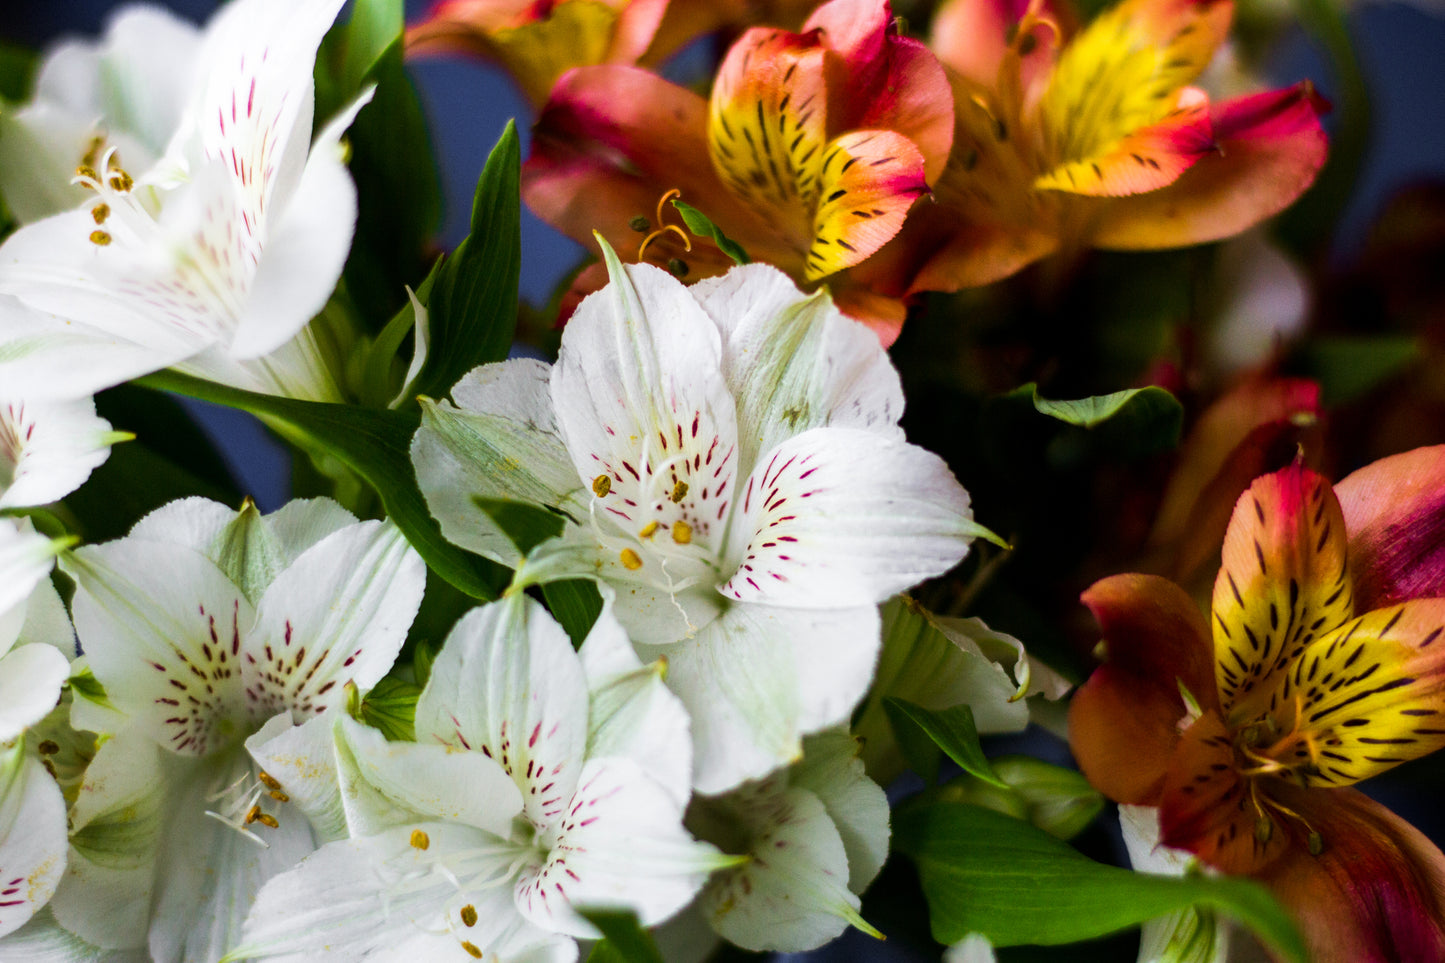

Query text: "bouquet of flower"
[0, 0, 1441, 960]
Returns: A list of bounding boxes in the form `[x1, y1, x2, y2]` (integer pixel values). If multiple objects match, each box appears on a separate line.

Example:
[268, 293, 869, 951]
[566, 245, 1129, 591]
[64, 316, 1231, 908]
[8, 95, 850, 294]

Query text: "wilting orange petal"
[1091, 82, 1329, 249]
[1336, 445, 1445, 611]
[1258, 784, 1445, 963]
[1212, 463, 1355, 724]
[1069, 573, 1216, 805]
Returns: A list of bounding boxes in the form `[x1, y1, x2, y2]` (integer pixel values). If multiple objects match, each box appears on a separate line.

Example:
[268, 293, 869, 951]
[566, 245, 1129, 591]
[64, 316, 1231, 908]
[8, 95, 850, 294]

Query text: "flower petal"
[415, 595, 590, 834]
[0, 747, 67, 939]
[718, 426, 976, 608]
[1335, 445, 1445, 610]
[245, 712, 349, 844]
[1069, 573, 1214, 805]
[1211, 463, 1354, 723]
[790, 730, 891, 893]
[804, 129, 929, 281]
[0, 645, 69, 742]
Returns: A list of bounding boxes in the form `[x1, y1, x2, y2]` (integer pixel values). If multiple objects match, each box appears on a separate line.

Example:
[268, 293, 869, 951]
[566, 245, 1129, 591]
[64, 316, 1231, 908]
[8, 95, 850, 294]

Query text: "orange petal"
[1335, 445, 1445, 611]
[1069, 573, 1215, 805]
[931, 0, 1070, 92]
[804, 129, 928, 280]
[1211, 463, 1355, 724]
[1257, 785, 1445, 963]
[1091, 82, 1329, 249]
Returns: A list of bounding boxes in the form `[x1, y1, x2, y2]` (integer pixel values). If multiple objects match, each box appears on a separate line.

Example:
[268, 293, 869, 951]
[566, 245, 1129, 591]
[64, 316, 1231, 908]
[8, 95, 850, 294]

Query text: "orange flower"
[1070, 448, 1445, 963]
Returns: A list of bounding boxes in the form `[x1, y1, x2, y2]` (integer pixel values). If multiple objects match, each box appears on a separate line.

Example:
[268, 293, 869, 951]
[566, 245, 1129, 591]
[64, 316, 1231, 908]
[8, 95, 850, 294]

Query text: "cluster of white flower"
[0, 1, 1053, 960]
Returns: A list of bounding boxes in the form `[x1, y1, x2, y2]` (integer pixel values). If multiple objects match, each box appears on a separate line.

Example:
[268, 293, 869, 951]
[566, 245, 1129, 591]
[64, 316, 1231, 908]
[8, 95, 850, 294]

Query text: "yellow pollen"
[460, 941, 483, 959]
[244, 805, 262, 824]
[672, 521, 692, 544]
[89, 230, 111, 246]
[255, 812, 280, 829]
[639, 521, 659, 539]
[410, 829, 430, 850]
[592, 474, 611, 497]
[268, 790, 290, 803]
[670, 480, 688, 503]
[460, 904, 478, 927]
[258, 770, 283, 791]
[91, 203, 110, 225]
[75, 164, 100, 183]
[620, 548, 643, 570]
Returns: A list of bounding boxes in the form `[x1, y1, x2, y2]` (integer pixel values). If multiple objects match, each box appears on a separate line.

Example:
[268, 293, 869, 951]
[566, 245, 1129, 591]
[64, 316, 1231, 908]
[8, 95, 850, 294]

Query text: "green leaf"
[895, 802, 1306, 962]
[66, 667, 112, 709]
[134, 370, 508, 600]
[0, 41, 36, 102]
[671, 198, 751, 265]
[1295, 334, 1419, 406]
[883, 698, 1007, 789]
[472, 496, 566, 556]
[1018, 383, 1180, 433]
[360, 675, 421, 741]
[315, 0, 401, 115]
[935, 756, 1103, 841]
[410, 122, 522, 400]
[541, 579, 604, 649]
[583, 911, 665, 963]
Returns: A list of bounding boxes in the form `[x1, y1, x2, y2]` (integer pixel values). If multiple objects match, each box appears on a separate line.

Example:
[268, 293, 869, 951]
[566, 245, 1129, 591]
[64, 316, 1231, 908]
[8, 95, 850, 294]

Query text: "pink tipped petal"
[931, 0, 1069, 92]
[1092, 82, 1329, 249]
[805, 130, 928, 280]
[1335, 445, 1445, 609]
[862, 36, 956, 183]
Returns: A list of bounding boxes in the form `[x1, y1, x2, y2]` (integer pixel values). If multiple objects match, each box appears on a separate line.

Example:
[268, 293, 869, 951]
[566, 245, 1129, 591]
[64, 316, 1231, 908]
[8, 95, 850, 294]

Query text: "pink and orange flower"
[520, 0, 951, 342]
[1070, 447, 1445, 963]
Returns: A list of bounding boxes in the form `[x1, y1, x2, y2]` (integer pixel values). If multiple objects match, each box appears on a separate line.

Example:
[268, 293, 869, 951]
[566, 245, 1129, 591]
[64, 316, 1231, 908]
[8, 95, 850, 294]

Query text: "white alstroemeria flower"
[414, 249, 984, 792]
[0, 6, 201, 224]
[0, 394, 128, 510]
[58, 496, 425, 962]
[0, 519, 73, 743]
[0, 741, 67, 942]
[228, 592, 734, 963]
[0, 0, 361, 402]
[945, 933, 999, 963]
[690, 729, 890, 952]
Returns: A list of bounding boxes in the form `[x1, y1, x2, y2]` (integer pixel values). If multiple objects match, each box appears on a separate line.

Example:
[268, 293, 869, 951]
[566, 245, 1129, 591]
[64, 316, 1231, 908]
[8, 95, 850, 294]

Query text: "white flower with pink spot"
[227, 592, 732, 963]
[0, 394, 127, 510]
[414, 250, 986, 792]
[57, 496, 425, 962]
[0, 0, 361, 402]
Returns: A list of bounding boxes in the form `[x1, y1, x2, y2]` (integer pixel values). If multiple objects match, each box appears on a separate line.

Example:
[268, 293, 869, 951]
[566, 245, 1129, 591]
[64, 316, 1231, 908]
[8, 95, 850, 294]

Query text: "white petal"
[14, 576, 76, 658]
[245, 712, 348, 844]
[719, 427, 976, 607]
[260, 497, 359, 560]
[229, 823, 572, 963]
[0, 519, 61, 636]
[126, 496, 233, 554]
[790, 731, 890, 893]
[0, 645, 69, 741]
[515, 758, 727, 938]
[334, 715, 521, 840]
[246, 520, 425, 719]
[0, 104, 97, 224]
[691, 263, 905, 471]
[66, 538, 254, 755]
[413, 361, 586, 565]
[48, 733, 165, 950]
[699, 785, 860, 952]
[416, 595, 589, 834]
[0, 394, 121, 510]
[945, 934, 999, 963]
[0, 907, 150, 961]
[646, 603, 878, 794]
[1119, 806, 1231, 963]
[0, 746, 67, 939]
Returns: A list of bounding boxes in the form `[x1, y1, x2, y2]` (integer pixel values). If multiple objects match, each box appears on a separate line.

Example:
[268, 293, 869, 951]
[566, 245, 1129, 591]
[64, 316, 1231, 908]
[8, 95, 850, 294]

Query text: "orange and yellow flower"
[1070, 448, 1445, 963]
[520, 0, 952, 342]
[872, 0, 1330, 293]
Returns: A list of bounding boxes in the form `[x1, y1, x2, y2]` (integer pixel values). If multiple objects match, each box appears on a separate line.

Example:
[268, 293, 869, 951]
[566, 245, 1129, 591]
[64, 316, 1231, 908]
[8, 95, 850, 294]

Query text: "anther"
[108, 171, 134, 192]
[1254, 816, 1273, 844]
[244, 804, 263, 824]
[460, 941, 483, 959]
[410, 829, 431, 850]
[257, 770, 283, 791]
[672, 521, 692, 545]
[255, 812, 279, 829]
[592, 474, 612, 498]
[268, 790, 290, 803]
[89, 230, 112, 246]
[37, 740, 60, 755]
[639, 521, 659, 539]
[91, 203, 110, 225]
[81, 135, 104, 168]
[629, 215, 651, 232]
[620, 548, 643, 570]
[460, 904, 478, 927]
[670, 480, 688, 503]
[75, 165, 100, 183]
[1308, 832, 1324, 856]
[667, 257, 690, 278]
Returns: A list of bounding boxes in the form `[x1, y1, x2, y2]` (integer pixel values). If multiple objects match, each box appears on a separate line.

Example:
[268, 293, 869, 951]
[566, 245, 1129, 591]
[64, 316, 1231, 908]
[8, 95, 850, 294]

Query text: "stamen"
[108, 170, 134, 192]
[639, 521, 659, 539]
[460, 904, 478, 926]
[258, 770, 283, 791]
[672, 521, 692, 545]
[620, 548, 643, 570]
[81, 135, 105, 169]
[268, 790, 290, 803]
[629, 216, 651, 232]
[460, 941, 483, 959]
[592, 474, 612, 497]
[89, 230, 112, 246]
[667, 257, 690, 278]
[91, 203, 111, 225]
[670, 480, 689, 503]
[636, 188, 694, 261]
[255, 812, 280, 829]
[75, 165, 101, 184]
[244, 804, 263, 824]
[411, 829, 431, 851]
[638, 223, 692, 261]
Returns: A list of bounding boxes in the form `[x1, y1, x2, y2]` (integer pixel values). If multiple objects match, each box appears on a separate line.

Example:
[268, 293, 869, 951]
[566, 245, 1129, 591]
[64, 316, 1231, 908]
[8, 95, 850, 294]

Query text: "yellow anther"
[257, 770, 283, 791]
[410, 829, 430, 850]
[460, 904, 478, 927]
[1254, 816, 1272, 844]
[670, 480, 688, 503]
[81, 135, 104, 168]
[620, 548, 643, 570]
[89, 230, 112, 246]
[461, 941, 483, 959]
[108, 170, 133, 192]
[1308, 832, 1324, 856]
[639, 521, 659, 539]
[244, 804, 263, 824]
[268, 790, 290, 803]
[91, 203, 110, 225]
[672, 521, 692, 545]
[592, 474, 612, 497]
[255, 812, 280, 829]
[75, 165, 100, 183]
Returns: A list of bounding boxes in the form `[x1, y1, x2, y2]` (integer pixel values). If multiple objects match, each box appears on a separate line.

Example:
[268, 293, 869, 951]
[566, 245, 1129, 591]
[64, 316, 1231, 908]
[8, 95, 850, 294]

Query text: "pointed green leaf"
[671, 198, 751, 265]
[134, 370, 508, 600]
[895, 802, 1306, 962]
[583, 911, 665, 963]
[883, 698, 1007, 789]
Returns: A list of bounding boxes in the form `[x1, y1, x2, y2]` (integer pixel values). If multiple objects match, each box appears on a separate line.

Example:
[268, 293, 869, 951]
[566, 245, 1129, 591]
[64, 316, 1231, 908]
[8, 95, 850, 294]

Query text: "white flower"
[228, 592, 732, 963]
[0, 394, 127, 510]
[57, 497, 425, 962]
[0, 0, 362, 402]
[692, 729, 890, 952]
[0, 742, 67, 942]
[414, 248, 984, 792]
